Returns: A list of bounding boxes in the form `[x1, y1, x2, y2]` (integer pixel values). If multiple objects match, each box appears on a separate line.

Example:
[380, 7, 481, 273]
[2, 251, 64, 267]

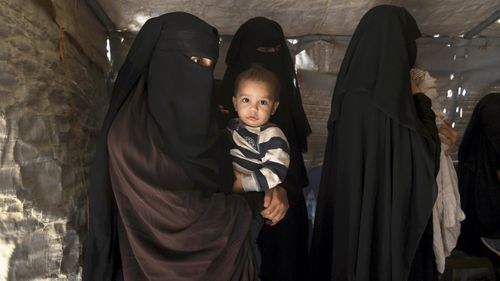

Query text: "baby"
[229, 63, 289, 194]
[228, 63, 290, 272]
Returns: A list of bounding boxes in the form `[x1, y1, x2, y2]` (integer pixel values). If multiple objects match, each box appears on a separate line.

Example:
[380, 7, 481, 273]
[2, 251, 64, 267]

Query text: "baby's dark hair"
[234, 64, 280, 100]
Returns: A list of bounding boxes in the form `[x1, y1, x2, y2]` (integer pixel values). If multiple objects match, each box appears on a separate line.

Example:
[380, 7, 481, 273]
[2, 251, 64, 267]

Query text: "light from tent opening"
[106, 38, 111, 62]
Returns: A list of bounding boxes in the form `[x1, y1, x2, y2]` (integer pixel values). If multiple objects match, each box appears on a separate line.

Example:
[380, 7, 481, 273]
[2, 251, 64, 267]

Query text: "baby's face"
[232, 79, 279, 127]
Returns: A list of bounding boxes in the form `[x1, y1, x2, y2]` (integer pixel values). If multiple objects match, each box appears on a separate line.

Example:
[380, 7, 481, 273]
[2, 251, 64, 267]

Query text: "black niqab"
[329, 5, 427, 138]
[133, 13, 222, 191]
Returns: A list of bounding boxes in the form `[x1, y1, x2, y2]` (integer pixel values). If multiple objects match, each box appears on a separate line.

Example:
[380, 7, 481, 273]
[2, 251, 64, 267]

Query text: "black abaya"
[310, 6, 440, 281]
[457, 93, 500, 255]
[83, 13, 257, 281]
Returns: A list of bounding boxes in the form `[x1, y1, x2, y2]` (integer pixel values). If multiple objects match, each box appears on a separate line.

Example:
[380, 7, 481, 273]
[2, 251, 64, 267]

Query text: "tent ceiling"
[97, 0, 500, 37]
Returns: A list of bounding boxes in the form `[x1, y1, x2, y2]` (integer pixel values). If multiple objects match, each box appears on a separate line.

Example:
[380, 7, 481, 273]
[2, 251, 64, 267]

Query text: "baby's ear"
[272, 101, 280, 114]
[232, 96, 238, 111]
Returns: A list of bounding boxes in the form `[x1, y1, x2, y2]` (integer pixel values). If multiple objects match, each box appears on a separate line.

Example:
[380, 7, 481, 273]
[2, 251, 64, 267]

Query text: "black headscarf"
[127, 13, 221, 190]
[98, 12, 222, 192]
[218, 17, 312, 189]
[457, 93, 500, 254]
[329, 5, 428, 138]
[83, 12, 229, 280]
[311, 5, 439, 281]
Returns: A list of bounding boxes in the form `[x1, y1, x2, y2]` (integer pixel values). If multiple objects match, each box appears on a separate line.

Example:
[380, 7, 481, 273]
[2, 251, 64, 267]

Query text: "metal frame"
[464, 9, 500, 38]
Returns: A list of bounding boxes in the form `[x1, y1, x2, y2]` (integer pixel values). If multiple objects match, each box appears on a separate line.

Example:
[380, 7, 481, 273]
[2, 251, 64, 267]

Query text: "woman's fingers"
[260, 187, 289, 225]
[263, 189, 272, 208]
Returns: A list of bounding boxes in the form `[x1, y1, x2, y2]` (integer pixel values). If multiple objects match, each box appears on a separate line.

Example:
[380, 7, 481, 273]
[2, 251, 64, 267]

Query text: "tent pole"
[464, 9, 500, 39]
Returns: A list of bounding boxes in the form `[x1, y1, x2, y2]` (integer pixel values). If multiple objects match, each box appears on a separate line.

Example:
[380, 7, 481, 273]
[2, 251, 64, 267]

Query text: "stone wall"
[294, 38, 349, 168]
[0, 0, 109, 280]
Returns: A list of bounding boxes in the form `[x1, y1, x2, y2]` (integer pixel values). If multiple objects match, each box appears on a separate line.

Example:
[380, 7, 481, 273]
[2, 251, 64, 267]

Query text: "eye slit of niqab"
[189, 55, 214, 67]
[256, 44, 281, 53]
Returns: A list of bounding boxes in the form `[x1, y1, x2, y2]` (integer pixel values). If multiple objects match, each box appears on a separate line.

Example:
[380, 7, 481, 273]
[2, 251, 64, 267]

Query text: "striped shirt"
[227, 118, 290, 192]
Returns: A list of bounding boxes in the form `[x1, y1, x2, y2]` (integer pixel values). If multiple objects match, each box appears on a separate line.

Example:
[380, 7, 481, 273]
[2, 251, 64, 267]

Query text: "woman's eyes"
[189, 56, 214, 67]
[256, 44, 281, 53]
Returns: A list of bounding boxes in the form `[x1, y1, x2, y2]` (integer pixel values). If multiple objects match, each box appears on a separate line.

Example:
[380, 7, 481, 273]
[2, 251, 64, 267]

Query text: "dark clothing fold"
[311, 91, 439, 281]
[457, 93, 500, 255]
[310, 6, 439, 281]
[107, 75, 256, 281]
[257, 191, 309, 281]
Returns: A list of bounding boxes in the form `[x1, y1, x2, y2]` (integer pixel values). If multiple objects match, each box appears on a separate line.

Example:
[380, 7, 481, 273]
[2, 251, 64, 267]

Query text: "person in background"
[457, 92, 500, 276]
[310, 6, 440, 281]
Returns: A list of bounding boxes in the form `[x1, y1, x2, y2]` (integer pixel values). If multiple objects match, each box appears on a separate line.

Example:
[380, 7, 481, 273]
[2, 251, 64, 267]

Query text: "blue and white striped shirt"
[227, 118, 290, 192]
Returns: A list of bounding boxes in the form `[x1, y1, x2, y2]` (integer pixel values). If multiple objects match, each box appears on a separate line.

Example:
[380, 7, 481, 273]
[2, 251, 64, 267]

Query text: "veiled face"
[189, 56, 215, 68]
[256, 44, 281, 53]
[235, 17, 284, 65]
[147, 12, 221, 151]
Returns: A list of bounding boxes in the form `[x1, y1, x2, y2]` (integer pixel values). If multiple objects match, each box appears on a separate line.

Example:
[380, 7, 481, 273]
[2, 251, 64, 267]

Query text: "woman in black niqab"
[310, 5, 440, 281]
[83, 12, 258, 281]
[457, 93, 500, 256]
[217, 17, 311, 281]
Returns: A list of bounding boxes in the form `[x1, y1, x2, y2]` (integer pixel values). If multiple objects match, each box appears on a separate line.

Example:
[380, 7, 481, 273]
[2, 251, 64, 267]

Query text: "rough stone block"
[0, 69, 19, 87]
[9, 225, 63, 280]
[17, 116, 53, 144]
[19, 160, 63, 210]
